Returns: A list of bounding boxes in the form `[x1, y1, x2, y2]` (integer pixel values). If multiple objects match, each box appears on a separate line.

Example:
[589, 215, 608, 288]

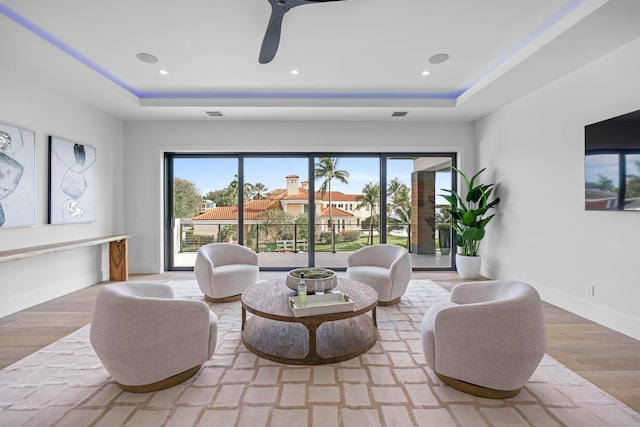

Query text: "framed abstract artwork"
[0, 122, 36, 228]
[48, 136, 96, 224]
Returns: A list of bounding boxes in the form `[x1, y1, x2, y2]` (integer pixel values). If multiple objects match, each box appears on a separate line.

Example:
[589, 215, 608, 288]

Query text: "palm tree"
[315, 157, 349, 252]
[387, 178, 403, 201]
[243, 182, 254, 201]
[626, 160, 640, 198]
[226, 175, 238, 206]
[249, 182, 269, 200]
[387, 178, 411, 225]
[356, 182, 380, 245]
[387, 177, 402, 219]
[597, 174, 615, 192]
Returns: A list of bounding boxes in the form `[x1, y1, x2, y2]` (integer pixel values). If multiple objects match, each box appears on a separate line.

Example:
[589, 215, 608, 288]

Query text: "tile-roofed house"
[192, 206, 238, 222]
[193, 199, 281, 222]
[274, 187, 310, 201]
[191, 199, 283, 242]
[319, 206, 356, 232]
[319, 206, 354, 218]
[584, 189, 619, 210]
[274, 175, 370, 223]
[191, 175, 376, 241]
[320, 190, 360, 203]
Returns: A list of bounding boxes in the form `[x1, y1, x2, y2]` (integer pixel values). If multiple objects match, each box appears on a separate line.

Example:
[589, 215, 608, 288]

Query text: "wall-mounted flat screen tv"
[585, 109, 640, 211]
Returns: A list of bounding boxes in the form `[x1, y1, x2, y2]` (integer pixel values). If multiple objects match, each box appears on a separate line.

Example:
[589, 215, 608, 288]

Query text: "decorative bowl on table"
[286, 267, 338, 294]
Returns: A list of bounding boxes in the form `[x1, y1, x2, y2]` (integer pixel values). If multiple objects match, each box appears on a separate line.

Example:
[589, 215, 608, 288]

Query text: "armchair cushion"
[90, 281, 217, 391]
[421, 280, 546, 396]
[346, 244, 411, 304]
[194, 243, 259, 301]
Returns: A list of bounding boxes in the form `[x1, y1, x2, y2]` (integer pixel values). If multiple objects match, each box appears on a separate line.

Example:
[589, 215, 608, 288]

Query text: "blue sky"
[585, 154, 640, 187]
[585, 155, 619, 186]
[174, 156, 451, 202]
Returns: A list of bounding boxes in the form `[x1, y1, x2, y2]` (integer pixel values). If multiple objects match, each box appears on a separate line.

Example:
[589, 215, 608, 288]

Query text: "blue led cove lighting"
[0, 3, 461, 101]
[1, 1, 584, 103]
[0, 4, 141, 96]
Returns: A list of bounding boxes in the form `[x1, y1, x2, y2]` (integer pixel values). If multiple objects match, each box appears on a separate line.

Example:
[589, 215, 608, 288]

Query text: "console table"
[0, 234, 134, 281]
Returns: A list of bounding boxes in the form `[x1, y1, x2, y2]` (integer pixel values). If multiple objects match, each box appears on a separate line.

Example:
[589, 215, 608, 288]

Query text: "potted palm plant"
[440, 167, 500, 278]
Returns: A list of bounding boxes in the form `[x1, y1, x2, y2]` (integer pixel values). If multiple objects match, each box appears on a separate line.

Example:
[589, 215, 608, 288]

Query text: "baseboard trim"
[536, 282, 640, 341]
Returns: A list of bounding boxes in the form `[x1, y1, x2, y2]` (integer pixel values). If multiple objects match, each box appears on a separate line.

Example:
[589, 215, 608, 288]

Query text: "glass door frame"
[164, 151, 457, 271]
[242, 154, 316, 271]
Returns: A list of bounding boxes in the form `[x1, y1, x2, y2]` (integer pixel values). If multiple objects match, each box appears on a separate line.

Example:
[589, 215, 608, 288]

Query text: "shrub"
[337, 230, 360, 243]
[318, 231, 332, 244]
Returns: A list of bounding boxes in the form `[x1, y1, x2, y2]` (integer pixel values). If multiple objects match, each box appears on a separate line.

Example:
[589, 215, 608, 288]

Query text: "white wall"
[124, 121, 476, 273]
[477, 37, 640, 340]
[0, 67, 125, 318]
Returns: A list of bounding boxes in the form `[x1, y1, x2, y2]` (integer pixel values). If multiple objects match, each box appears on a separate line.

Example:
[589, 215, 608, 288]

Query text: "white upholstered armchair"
[421, 280, 547, 398]
[194, 243, 259, 302]
[90, 281, 218, 392]
[346, 244, 412, 305]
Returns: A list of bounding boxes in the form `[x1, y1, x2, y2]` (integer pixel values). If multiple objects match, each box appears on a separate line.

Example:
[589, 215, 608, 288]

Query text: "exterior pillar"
[410, 170, 436, 254]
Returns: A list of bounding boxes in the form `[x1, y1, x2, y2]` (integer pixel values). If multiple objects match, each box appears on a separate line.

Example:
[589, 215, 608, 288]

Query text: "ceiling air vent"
[205, 111, 224, 117]
[392, 111, 408, 117]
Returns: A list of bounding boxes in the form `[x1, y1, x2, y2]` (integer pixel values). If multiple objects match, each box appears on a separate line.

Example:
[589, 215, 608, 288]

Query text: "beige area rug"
[0, 280, 638, 427]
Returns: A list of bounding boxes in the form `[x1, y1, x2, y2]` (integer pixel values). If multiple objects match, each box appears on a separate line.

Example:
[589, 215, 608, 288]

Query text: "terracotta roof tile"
[274, 188, 310, 201]
[273, 187, 360, 202]
[320, 206, 354, 217]
[194, 186, 363, 221]
[321, 191, 360, 202]
[193, 200, 281, 221]
[193, 206, 237, 221]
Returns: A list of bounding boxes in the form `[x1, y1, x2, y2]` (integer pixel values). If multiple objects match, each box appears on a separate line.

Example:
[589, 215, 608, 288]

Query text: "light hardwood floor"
[0, 271, 638, 413]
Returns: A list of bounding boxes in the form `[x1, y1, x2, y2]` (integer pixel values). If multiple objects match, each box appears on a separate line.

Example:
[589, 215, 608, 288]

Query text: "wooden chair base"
[377, 297, 401, 306]
[116, 365, 202, 393]
[436, 372, 521, 399]
[204, 294, 241, 303]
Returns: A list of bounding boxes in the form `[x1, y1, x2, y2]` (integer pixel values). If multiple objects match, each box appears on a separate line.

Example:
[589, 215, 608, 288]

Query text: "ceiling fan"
[259, 0, 347, 64]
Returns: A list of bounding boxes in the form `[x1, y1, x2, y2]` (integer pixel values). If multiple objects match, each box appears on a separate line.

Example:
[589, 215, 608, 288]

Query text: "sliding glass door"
[165, 153, 455, 271]
[386, 156, 453, 269]
[243, 156, 310, 269]
[168, 156, 239, 268]
[313, 156, 380, 269]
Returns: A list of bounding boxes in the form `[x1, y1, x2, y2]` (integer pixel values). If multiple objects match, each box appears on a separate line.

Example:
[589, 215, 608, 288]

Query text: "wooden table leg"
[242, 307, 246, 331]
[109, 239, 129, 281]
[304, 322, 321, 363]
[372, 306, 378, 328]
[241, 315, 377, 365]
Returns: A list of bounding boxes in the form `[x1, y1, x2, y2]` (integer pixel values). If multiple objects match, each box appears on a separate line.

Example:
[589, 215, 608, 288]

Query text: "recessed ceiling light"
[421, 70, 430, 76]
[428, 53, 449, 64]
[290, 69, 299, 75]
[136, 52, 159, 64]
[159, 69, 168, 75]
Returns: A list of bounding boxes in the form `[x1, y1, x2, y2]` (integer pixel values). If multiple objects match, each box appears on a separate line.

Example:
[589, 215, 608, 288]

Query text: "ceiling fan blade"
[259, 0, 348, 64]
[259, 6, 287, 64]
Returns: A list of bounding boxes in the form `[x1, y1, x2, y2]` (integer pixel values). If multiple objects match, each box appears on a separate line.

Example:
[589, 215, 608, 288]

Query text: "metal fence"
[178, 222, 418, 254]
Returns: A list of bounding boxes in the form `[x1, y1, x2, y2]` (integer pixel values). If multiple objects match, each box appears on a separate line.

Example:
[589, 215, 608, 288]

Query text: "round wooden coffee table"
[241, 278, 378, 365]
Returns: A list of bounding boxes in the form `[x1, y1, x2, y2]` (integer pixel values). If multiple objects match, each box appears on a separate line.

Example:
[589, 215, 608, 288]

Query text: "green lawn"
[314, 235, 408, 252]
[181, 232, 416, 252]
[186, 234, 424, 253]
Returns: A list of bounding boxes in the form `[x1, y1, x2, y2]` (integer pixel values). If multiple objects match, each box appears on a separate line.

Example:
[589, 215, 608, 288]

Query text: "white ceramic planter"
[455, 254, 481, 279]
